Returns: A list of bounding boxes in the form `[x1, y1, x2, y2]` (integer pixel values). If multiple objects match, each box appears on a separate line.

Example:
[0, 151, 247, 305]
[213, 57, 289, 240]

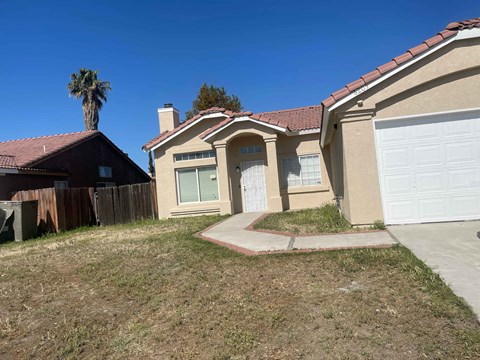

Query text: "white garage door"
[375, 111, 480, 224]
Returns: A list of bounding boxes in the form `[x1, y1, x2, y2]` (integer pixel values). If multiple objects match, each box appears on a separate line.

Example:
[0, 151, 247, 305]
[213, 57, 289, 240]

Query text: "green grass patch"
[254, 204, 353, 235]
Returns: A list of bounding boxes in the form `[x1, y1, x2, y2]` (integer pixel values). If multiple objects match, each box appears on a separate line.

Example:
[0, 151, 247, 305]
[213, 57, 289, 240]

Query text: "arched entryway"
[209, 123, 284, 215]
[228, 134, 268, 213]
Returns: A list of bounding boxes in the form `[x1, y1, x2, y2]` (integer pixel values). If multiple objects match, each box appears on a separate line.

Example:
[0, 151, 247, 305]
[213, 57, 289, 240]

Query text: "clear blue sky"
[1, 1, 479, 171]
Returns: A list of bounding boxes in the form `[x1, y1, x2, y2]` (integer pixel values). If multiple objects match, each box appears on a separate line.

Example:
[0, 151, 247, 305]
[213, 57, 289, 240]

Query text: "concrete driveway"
[389, 221, 480, 319]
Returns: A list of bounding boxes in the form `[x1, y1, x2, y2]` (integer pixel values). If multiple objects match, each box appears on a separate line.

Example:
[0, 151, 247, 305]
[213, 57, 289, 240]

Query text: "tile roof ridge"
[256, 105, 322, 115]
[445, 17, 480, 30]
[0, 130, 98, 144]
[321, 18, 476, 108]
[198, 107, 226, 115]
[231, 111, 253, 117]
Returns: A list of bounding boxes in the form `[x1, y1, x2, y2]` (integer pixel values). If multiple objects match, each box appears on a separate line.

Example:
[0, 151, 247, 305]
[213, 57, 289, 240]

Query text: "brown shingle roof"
[143, 105, 322, 150]
[0, 131, 99, 168]
[321, 17, 480, 108]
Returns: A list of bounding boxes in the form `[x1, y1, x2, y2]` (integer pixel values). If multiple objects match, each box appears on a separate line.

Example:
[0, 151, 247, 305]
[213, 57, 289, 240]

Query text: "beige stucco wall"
[276, 133, 333, 210]
[326, 36, 480, 225]
[154, 117, 223, 218]
[153, 116, 332, 217]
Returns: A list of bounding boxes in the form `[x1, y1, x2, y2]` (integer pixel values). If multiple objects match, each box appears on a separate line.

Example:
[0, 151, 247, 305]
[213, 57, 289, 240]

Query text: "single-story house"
[0, 130, 151, 200]
[144, 105, 327, 218]
[144, 18, 480, 225]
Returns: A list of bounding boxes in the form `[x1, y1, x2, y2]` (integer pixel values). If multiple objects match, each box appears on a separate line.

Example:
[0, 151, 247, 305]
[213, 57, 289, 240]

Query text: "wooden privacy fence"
[11, 187, 96, 233]
[10, 182, 157, 233]
[96, 182, 157, 226]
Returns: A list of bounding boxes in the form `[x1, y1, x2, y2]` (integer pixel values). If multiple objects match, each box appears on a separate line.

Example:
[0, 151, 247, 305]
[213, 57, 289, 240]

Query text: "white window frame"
[239, 145, 262, 155]
[176, 166, 220, 204]
[281, 154, 322, 188]
[174, 150, 216, 162]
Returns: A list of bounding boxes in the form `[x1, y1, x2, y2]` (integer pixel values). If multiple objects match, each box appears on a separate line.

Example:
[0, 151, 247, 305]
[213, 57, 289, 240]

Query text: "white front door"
[240, 160, 268, 212]
[375, 110, 480, 224]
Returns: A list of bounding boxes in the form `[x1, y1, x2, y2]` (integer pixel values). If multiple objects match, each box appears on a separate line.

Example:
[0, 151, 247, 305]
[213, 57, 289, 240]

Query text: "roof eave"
[201, 116, 288, 143]
[320, 30, 467, 147]
[145, 112, 229, 152]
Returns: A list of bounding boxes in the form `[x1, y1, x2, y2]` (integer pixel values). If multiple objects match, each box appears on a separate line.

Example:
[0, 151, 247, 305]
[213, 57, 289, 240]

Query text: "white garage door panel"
[375, 112, 480, 224]
[386, 200, 416, 222]
[413, 144, 443, 166]
[418, 198, 448, 219]
[416, 171, 444, 192]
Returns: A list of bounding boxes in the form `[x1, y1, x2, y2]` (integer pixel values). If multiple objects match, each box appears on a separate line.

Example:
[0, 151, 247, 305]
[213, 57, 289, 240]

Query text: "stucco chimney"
[158, 103, 180, 133]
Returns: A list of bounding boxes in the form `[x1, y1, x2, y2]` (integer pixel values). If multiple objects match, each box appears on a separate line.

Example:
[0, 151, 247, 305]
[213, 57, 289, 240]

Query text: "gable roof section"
[321, 17, 480, 109]
[142, 108, 230, 151]
[143, 105, 323, 150]
[0, 131, 99, 168]
[200, 105, 322, 141]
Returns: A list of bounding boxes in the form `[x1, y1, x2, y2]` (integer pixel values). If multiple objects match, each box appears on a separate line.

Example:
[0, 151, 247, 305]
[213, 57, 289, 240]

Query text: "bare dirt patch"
[1, 215, 479, 359]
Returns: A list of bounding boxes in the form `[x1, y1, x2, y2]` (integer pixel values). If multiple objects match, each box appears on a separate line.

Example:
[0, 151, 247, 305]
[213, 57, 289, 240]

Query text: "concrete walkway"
[200, 212, 397, 255]
[389, 221, 480, 320]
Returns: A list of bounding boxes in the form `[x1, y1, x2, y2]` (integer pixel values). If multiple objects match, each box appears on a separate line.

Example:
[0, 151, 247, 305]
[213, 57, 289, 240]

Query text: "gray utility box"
[0, 200, 38, 241]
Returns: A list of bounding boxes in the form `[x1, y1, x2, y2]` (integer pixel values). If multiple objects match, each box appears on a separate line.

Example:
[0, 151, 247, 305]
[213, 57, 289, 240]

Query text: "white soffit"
[202, 116, 287, 142]
[148, 112, 228, 151]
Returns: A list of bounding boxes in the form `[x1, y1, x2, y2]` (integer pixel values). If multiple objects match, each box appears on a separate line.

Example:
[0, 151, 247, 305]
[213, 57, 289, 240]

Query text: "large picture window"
[177, 166, 219, 203]
[281, 155, 321, 187]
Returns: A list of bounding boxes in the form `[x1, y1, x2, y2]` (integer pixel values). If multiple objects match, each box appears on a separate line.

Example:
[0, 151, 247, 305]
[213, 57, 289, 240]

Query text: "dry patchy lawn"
[0, 216, 479, 359]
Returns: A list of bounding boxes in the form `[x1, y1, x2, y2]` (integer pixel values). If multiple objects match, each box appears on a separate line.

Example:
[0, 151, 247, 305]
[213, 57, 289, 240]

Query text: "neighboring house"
[144, 18, 480, 225]
[0, 131, 150, 200]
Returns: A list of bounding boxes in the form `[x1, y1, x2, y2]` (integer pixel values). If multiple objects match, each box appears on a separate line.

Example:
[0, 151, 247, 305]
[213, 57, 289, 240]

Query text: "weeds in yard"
[254, 205, 391, 235]
[1, 215, 479, 359]
[254, 204, 352, 235]
[370, 220, 387, 230]
[58, 325, 92, 358]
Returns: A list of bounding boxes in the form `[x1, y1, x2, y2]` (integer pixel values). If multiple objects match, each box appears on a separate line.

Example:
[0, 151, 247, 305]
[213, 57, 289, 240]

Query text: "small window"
[99, 166, 112, 178]
[240, 145, 262, 154]
[281, 155, 321, 187]
[174, 150, 216, 162]
[54, 181, 69, 189]
[177, 166, 219, 203]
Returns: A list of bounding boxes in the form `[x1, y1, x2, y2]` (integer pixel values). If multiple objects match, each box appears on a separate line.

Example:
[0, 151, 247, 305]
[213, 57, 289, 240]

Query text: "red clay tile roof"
[0, 131, 99, 168]
[143, 105, 322, 149]
[0, 155, 17, 168]
[321, 17, 480, 108]
[255, 105, 322, 131]
[199, 106, 322, 140]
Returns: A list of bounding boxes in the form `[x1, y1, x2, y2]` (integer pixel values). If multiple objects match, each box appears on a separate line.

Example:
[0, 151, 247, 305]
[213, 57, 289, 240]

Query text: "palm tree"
[67, 68, 111, 131]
